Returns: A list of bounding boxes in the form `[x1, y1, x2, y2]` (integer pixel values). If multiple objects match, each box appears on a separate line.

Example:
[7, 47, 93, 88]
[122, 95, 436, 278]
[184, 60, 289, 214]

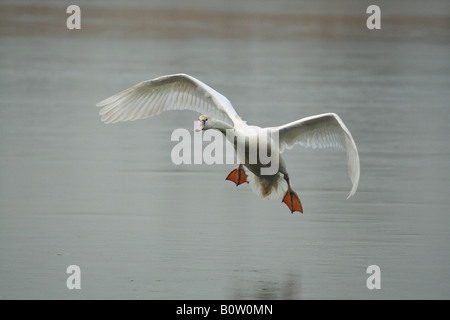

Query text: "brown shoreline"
[1, 4, 449, 40]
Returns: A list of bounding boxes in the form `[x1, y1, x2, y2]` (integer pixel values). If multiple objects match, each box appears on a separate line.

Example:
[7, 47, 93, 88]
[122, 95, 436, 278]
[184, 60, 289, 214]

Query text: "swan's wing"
[274, 113, 360, 198]
[96, 74, 243, 125]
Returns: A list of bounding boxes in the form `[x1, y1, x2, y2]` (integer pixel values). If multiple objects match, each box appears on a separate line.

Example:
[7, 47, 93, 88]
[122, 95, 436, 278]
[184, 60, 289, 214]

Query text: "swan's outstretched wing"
[275, 113, 360, 198]
[96, 74, 243, 125]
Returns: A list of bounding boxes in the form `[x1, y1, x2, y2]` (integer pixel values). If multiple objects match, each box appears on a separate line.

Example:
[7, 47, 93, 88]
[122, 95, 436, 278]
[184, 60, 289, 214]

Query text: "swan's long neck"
[212, 120, 234, 135]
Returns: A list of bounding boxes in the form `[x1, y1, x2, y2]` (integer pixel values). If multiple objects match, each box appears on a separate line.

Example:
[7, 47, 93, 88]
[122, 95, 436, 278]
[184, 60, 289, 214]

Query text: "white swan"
[96, 73, 360, 213]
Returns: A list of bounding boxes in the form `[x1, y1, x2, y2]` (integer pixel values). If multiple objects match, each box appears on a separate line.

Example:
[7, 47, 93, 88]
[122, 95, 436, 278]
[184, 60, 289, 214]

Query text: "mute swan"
[96, 73, 360, 213]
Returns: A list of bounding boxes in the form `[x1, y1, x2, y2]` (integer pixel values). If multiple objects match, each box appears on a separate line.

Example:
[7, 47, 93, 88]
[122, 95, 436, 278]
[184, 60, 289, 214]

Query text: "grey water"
[0, 0, 449, 299]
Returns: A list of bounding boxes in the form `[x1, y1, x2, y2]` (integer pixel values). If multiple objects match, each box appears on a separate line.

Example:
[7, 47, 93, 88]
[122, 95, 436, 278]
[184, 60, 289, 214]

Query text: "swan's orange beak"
[195, 120, 204, 132]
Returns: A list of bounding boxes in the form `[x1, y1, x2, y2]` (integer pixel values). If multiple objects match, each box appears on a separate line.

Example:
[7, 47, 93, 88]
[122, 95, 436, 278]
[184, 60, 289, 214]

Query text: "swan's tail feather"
[247, 172, 287, 200]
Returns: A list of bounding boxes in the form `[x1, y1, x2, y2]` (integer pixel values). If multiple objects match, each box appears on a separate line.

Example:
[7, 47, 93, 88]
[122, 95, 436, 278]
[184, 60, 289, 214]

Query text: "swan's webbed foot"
[226, 164, 248, 186]
[282, 174, 303, 213]
[282, 190, 303, 214]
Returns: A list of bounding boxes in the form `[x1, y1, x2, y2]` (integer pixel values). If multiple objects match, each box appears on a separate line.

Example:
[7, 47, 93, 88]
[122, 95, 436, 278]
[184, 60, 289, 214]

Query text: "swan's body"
[96, 73, 360, 213]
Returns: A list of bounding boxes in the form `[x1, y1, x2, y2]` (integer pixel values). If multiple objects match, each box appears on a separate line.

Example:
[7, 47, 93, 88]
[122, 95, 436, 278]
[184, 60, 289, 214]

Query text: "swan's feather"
[274, 113, 360, 198]
[246, 170, 287, 200]
[96, 74, 244, 126]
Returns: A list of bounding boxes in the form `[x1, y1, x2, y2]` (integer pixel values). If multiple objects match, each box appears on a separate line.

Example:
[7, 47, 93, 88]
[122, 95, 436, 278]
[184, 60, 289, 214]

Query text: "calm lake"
[0, 0, 449, 299]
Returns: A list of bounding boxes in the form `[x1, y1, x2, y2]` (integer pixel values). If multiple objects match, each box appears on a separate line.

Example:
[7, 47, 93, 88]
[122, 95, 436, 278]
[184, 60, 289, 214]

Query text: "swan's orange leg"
[282, 174, 303, 213]
[226, 165, 248, 186]
[282, 190, 303, 214]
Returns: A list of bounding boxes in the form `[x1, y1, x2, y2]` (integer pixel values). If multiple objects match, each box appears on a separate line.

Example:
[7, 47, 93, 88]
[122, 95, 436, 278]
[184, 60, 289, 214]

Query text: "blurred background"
[0, 0, 449, 299]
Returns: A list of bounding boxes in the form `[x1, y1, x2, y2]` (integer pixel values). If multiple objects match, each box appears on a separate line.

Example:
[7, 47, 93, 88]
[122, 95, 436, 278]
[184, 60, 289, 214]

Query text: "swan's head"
[195, 115, 213, 132]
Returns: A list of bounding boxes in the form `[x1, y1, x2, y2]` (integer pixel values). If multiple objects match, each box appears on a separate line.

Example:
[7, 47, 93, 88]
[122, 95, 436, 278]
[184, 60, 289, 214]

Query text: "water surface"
[0, 0, 449, 299]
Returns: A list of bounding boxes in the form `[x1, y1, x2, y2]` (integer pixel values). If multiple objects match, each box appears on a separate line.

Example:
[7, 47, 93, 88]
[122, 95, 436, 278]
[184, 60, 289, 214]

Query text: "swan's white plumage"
[96, 73, 360, 202]
[247, 171, 287, 200]
[96, 73, 244, 126]
[275, 113, 360, 198]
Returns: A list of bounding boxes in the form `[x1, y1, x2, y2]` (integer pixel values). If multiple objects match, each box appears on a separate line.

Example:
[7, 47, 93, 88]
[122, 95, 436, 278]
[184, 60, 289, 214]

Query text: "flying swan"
[96, 74, 360, 213]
